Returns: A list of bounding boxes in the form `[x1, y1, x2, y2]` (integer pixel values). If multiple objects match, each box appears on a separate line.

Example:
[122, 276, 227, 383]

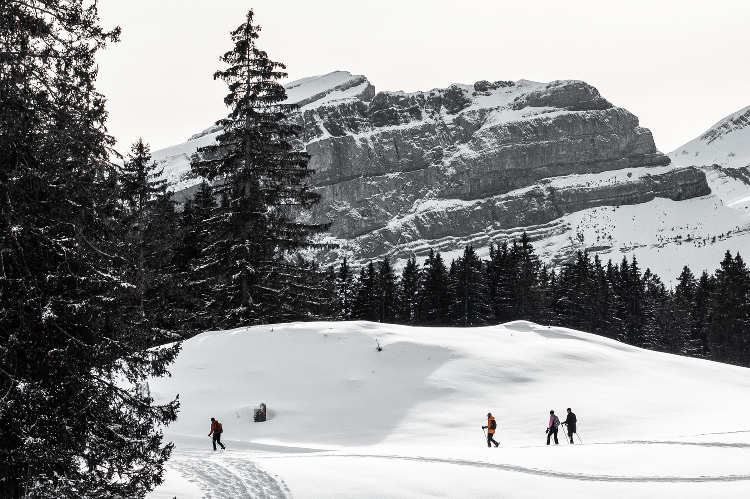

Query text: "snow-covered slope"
[147, 321, 750, 499]
[670, 104, 750, 169]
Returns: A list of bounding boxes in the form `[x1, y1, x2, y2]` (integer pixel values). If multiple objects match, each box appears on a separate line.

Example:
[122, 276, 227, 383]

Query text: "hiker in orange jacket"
[482, 412, 499, 447]
[208, 417, 226, 451]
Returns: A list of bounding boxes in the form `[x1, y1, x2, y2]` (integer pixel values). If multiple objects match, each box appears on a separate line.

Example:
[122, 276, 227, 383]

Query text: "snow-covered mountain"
[670, 104, 750, 169]
[152, 72, 750, 284]
[147, 321, 750, 498]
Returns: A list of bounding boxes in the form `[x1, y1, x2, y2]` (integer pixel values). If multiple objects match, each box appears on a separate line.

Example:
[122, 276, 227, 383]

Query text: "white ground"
[146, 321, 750, 499]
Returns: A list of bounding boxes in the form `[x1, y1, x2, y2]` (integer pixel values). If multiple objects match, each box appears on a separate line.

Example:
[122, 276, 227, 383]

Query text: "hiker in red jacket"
[208, 417, 226, 451]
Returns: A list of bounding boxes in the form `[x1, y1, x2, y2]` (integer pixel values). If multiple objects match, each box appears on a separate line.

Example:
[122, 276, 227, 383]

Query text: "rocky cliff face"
[154, 71, 714, 270]
[284, 73, 708, 262]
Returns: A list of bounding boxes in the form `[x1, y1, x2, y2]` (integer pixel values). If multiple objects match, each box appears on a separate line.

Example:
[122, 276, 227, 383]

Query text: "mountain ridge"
[151, 72, 750, 283]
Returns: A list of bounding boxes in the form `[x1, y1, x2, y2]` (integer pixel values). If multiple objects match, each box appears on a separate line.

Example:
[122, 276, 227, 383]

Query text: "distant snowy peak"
[700, 106, 750, 144]
[285, 71, 375, 109]
[187, 124, 222, 142]
[670, 104, 750, 169]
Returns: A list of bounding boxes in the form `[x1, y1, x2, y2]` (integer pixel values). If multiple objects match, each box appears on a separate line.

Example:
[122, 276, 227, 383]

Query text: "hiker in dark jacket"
[546, 410, 559, 445]
[562, 408, 577, 443]
[482, 412, 499, 447]
[208, 417, 226, 451]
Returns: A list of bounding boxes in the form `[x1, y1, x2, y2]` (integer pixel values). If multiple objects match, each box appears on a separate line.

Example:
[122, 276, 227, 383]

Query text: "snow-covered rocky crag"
[154, 72, 750, 281]
[146, 321, 750, 499]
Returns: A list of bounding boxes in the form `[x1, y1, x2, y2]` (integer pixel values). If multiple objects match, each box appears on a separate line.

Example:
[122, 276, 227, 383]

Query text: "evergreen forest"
[324, 235, 750, 368]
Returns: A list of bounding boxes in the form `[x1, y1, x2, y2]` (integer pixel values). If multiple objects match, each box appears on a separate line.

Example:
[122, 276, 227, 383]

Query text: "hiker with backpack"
[208, 417, 226, 451]
[562, 408, 577, 443]
[482, 412, 499, 447]
[546, 410, 559, 445]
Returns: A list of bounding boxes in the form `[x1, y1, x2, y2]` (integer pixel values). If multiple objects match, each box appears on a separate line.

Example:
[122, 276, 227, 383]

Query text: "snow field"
[148, 321, 750, 498]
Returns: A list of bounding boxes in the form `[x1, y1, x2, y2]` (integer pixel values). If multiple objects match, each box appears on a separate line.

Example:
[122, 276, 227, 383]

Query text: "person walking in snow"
[208, 417, 226, 451]
[482, 412, 499, 447]
[562, 408, 577, 443]
[546, 410, 559, 445]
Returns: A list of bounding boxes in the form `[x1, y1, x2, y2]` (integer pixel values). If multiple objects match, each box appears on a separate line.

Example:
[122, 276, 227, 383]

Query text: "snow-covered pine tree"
[191, 9, 328, 326]
[0, 1, 179, 497]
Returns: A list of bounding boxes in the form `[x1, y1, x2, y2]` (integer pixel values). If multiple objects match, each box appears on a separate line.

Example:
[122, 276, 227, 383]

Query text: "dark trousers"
[566, 425, 576, 443]
[212, 432, 225, 450]
[487, 432, 499, 447]
[547, 427, 558, 445]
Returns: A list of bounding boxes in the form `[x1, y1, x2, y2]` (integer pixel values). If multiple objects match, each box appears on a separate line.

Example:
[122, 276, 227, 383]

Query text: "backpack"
[216, 422, 223, 434]
[490, 419, 497, 430]
[552, 415, 560, 428]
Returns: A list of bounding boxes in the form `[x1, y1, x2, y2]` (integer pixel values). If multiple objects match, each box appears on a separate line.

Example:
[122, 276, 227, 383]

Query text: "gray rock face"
[344, 166, 710, 262]
[156, 72, 711, 266]
[290, 77, 708, 262]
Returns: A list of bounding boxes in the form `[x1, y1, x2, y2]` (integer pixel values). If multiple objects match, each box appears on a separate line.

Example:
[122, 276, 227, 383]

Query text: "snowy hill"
[670, 104, 750, 169]
[147, 321, 750, 498]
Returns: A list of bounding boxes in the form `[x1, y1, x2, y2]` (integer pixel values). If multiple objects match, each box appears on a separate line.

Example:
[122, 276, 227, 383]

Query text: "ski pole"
[575, 432, 583, 444]
[561, 423, 569, 444]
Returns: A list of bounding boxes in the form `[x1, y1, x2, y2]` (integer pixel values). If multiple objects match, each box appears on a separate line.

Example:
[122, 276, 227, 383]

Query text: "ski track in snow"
[169, 454, 292, 499]
[270, 450, 750, 484]
[165, 435, 750, 498]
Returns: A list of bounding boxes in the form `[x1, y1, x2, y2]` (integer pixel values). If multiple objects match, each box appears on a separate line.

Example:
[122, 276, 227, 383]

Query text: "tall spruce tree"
[709, 252, 750, 365]
[374, 258, 398, 323]
[352, 262, 378, 321]
[334, 257, 354, 319]
[418, 250, 450, 324]
[399, 257, 421, 324]
[693, 270, 714, 356]
[448, 246, 491, 326]
[487, 240, 520, 322]
[190, 9, 327, 326]
[674, 266, 701, 356]
[515, 233, 542, 320]
[118, 138, 182, 336]
[172, 181, 219, 330]
[0, 2, 178, 497]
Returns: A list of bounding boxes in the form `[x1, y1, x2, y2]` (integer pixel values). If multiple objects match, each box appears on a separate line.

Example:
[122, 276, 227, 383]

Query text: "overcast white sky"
[97, 0, 749, 155]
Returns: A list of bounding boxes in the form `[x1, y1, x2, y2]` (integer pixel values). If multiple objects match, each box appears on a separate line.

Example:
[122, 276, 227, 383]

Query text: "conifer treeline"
[325, 233, 750, 367]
